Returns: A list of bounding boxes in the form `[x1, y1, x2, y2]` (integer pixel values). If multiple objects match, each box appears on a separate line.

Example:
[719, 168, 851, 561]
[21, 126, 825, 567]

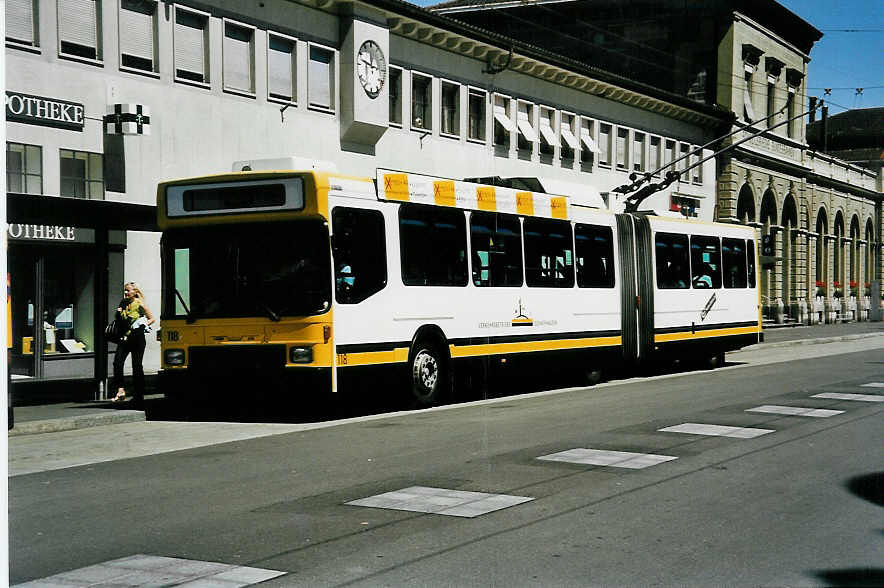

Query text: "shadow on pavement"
[812, 569, 884, 587]
[846, 472, 884, 507]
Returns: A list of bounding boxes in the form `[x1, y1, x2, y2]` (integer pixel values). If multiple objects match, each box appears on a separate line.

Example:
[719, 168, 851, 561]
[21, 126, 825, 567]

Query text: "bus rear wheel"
[410, 343, 448, 407]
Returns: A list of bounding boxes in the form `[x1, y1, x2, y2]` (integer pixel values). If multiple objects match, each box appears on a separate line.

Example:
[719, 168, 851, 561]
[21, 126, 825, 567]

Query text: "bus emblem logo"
[512, 299, 534, 327]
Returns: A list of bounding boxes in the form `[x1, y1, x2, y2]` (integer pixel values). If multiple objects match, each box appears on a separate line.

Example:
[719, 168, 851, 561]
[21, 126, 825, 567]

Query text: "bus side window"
[524, 218, 574, 288]
[575, 223, 615, 288]
[399, 204, 467, 287]
[746, 239, 757, 288]
[690, 235, 722, 289]
[722, 238, 747, 288]
[332, 207, 387, 304]
[470, 212, 523, 287]
[655, 232, 690, 289]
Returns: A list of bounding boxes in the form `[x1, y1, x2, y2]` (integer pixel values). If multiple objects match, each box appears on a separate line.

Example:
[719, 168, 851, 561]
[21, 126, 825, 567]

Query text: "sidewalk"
[7, 322, 884, 437]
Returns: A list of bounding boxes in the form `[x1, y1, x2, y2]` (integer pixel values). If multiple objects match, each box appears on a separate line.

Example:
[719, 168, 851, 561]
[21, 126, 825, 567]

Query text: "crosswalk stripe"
[659, 423, 774, 438]
[537, 448, 678, 469]
[746, 405, 844, 418]
[812, 393, 884, 402]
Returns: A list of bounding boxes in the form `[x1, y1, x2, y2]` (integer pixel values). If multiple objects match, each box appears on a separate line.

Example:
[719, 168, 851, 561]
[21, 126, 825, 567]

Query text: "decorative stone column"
[824, 234, 836, 323]
[771, 225, 784, 323]
[794, 228, 808, 324]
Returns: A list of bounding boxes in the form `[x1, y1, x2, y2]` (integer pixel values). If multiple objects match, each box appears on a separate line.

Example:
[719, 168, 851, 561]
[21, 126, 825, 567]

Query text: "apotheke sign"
[7, 224, 77, 242]
[6, 91, 85, 131]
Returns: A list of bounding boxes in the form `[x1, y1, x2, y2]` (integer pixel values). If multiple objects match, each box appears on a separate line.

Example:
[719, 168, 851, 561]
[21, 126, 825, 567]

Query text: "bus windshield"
[162, 221, 331, 320]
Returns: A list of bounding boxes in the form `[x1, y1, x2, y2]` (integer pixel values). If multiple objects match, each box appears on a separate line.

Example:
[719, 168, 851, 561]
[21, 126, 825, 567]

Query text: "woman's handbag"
[104, 316, 127, 343]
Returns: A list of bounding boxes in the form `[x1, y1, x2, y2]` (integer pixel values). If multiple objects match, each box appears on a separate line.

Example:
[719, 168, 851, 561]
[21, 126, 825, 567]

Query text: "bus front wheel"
[410, 343, 448, 407]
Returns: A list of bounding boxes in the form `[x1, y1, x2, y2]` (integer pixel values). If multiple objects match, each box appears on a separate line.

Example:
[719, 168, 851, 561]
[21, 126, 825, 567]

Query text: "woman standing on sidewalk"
[111, 282, 155, 408]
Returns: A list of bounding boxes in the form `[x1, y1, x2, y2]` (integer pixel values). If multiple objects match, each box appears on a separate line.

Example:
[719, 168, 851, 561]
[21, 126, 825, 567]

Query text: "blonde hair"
[125, 281, 146, 301]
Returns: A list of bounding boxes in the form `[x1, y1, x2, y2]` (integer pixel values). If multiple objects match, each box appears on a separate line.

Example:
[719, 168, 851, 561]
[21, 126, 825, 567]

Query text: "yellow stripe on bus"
[654, 325, 761, 343]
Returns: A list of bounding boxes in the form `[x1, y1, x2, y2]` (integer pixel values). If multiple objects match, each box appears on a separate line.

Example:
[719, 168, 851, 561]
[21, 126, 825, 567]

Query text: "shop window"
[60, 149, 104, 199]
[388, 66, 402, 126]
[690, 235, 722, 289]
[223, 19, 255, 95]
[598, 124, 612, 167]
[268, 33, 296, 103]
[174, 6, 209, 84]
[441, 80, 460, 137]
[524, 218, 574, 288]
[308, 44, 335, 111]
[42, 256, 95, 356]
[470, 212, 523, 287]
[399, 204, 467, 287]
[120, 0, 157, 73]
[655, 232, 689, 289]
[7, 0, 39, 48]
[411, 72, 432, 131]
[59, 0, 102, 61]
[468, 88, 486, 142]
[332, 207, 387, 304]
[6, 142, 43, 194]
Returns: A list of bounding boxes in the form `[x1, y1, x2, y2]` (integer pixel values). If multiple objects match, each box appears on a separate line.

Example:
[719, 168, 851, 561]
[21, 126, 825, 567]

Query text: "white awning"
[517, 116, 538, 143]
[493, 105, 514, 132]
[538, 120, 556, 146]
[579, 127, 601, 153]
[560, 125, 579, 150]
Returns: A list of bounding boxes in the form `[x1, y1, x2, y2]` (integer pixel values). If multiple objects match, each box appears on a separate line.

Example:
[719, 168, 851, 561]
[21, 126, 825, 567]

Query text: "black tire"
[410, 342, 448, 407]
[584, 367, 602, 386]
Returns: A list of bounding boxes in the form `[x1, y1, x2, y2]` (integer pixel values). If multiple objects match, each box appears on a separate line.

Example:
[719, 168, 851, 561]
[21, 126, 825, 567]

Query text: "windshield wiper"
[258, 301, 281, 322]
[175, 288, 196, 324]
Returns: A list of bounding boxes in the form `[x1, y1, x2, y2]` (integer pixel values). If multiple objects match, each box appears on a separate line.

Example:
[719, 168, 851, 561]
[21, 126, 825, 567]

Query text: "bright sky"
[778, 0, 884, 113]
[413, 0, 884, 114]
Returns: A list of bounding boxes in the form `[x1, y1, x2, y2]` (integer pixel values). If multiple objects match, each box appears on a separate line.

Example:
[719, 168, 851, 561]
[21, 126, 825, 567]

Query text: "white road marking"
[347, 486, 534, 518]
[12, 554, 285, 587]
[537, 448, 678, 469]
[659, 423, 775, 438]
[812, 393, 884, 402]
[860, 382, 884, 388]
[746, 405, 844, 418]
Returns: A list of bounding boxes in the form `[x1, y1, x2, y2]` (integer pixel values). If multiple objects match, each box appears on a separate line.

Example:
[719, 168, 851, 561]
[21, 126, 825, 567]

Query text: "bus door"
[616, 214, 655, 364]
[615, 214, 639, 362]
[632, 215, 656, 362]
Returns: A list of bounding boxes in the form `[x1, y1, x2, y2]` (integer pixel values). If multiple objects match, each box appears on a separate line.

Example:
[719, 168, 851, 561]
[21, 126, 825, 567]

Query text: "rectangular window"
[747, 239, 757, 288]
[598, 124, 612, 167]
[524, 218, 574, 288]
[60, 149, 103, 199]
[786, 88, 796, 138]
[268, 33, 296, 102]
[223, 20, 255, 94]
[400, 204, 467, 286]
[766, 82, 776, 126]
[120, 0, 157, 72]
[468, 88, 486, 142]
[6, 142, 42, 194]
[722, 238, 748, 288]
[441, 80, 460, 137]
[308, 44, 335, 110]
[174, 7, 209, 84]
[333, 207, 387, 304]
[633, 132, 645, 172]
[655, 232, 689, 289]
[616, 128, 629, 170]
[575, 224, 615, 288]
[411, 72, 432, 130]
[389, 66, 403, 126]
[516, 101, 537, 151]
[59, 0, 101, 60]
[8, 0, 39, 47]
[560, 112, 578, 160]
[493, 94, 512, 146]
[538, 107, 556, 156]
[470, 212, 523, 287]
[649, 136, 661, 174]
[579, 118, 599, 166]
[744, 72, 756, 122]
[664, 139, 676, 170]
[691, 147, 702, 183]
[690, 235, 722, 289]
[679, 143, 690, 172]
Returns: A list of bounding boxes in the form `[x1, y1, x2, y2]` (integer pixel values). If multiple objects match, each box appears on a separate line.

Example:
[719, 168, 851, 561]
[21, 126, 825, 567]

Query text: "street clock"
[356, 40, 386, 99]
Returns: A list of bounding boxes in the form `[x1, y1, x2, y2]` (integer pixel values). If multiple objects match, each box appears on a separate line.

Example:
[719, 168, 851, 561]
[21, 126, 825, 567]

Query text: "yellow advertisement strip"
[654, 325, 761, 343]
[550, 196, 568, 220]
[476, 186, 497, 211]
[383, 173, 410, 201]
[434, 180, 456, 207]
[516, 191, 534, 216]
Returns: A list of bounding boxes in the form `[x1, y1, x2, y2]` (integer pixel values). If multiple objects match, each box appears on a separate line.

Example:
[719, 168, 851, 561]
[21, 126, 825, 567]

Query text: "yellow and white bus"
[157, 161, 760, 410]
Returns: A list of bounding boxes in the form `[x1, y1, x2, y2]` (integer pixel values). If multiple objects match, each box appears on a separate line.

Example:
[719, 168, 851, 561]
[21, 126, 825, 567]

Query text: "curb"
[9, 410, 146, 437]
[738, 332, 884, 352]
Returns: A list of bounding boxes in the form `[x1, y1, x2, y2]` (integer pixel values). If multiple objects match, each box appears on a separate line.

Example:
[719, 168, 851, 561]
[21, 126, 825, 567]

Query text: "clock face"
[356, 40, 386, 99]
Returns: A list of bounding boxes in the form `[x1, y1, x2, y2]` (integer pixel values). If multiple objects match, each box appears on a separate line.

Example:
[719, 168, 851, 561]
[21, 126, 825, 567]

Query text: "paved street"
[9, 333, 884, 586]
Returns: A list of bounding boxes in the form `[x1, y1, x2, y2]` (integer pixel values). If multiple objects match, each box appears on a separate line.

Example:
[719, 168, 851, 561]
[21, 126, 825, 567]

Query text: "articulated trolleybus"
[157, 160, 761, 409]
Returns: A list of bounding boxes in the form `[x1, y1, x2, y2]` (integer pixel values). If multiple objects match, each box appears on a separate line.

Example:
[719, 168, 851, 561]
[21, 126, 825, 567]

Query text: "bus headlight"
[164, 349, 186, 366]
[289, 346, 313, 363]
